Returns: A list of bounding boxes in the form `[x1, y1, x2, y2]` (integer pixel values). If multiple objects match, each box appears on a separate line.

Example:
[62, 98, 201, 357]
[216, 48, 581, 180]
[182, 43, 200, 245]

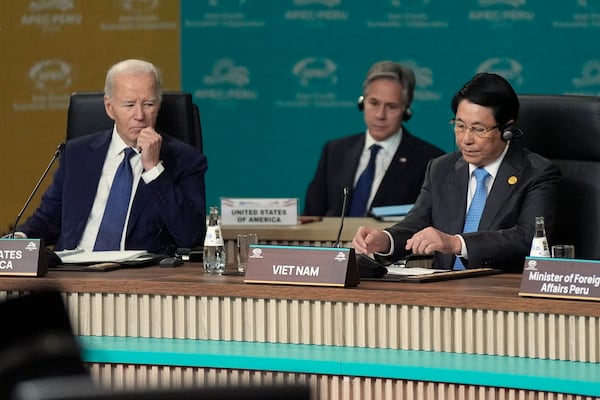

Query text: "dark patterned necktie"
[94, 147, 136, 251]
[349, 144, 382, 217]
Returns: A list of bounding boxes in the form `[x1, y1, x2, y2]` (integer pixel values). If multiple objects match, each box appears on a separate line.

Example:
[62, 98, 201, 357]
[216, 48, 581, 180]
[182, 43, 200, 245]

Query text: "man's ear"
[104, 95, 115, 121]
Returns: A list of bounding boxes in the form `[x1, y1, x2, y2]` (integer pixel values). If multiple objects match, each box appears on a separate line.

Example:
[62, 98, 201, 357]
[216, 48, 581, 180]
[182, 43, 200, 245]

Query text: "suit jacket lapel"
[71, 132, 111, 241]
[449, 157, 470, 233]
[127, 180, 148, 235]
[342, 135, 366, 188]
[480, 144, 522, 230]
[372, 135, 410, 204]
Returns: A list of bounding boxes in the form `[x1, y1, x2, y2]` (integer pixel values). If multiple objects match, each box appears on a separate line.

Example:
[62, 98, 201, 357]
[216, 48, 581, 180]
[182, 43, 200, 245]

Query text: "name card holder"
[221, 197, 298, 225]
[244, 244, 359, 287]
[0, 238, 47, 277]
[519, 256, 600, 301]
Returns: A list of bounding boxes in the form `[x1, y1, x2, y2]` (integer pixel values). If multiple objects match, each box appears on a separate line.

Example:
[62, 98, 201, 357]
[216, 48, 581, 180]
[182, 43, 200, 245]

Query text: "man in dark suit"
[17, 59, 207, 254]
[303, 61, 444, 217]
[352, 73, 560, 272]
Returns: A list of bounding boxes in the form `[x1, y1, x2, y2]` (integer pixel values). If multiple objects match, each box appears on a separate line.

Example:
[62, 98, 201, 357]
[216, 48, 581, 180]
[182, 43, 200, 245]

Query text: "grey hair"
[104, 59, 162, 102]
[362, 61, 416, 106]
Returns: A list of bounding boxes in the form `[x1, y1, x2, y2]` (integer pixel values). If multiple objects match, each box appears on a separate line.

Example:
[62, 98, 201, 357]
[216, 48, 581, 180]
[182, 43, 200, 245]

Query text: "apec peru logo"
[203, 59, 250, 87]
[194, 59, 257, 101]
[477, 57, 524, 86]
[21, 0, 82, 31]
[573, 60, 600, 88]
[274, 56, 352, 108]
[400, 60, 442, 101]
[285, 0, 348, 22]
[13, 59, 72, 111]
[471, 0, 534, 22]
[292, 57, 338, 89]
[568, 60, 600, 95]
[28, 59, 73, 92]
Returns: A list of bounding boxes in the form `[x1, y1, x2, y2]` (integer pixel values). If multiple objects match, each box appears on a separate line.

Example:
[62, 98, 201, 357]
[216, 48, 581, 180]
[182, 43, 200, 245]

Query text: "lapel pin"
[508, 176, 518, 185]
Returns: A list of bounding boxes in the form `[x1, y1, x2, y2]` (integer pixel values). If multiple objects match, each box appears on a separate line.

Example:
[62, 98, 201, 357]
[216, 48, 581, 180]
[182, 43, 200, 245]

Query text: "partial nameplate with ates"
[520, 257, 600, 301]
[221, 197, 298, 225]
[0, 238, 47, 277]
[244, 244, 359, 287]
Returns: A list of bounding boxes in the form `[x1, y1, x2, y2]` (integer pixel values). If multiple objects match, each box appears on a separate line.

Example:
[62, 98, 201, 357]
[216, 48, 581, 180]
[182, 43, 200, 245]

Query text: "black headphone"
[357, 95, 413, 121]
[501, 122, 523, 141]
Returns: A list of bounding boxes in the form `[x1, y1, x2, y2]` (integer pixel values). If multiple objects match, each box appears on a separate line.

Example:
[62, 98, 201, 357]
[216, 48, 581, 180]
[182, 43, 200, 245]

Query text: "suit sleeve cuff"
[375, 230, 395, 256]
[142, 161, 164, 183]
[456, 234, 468, 258]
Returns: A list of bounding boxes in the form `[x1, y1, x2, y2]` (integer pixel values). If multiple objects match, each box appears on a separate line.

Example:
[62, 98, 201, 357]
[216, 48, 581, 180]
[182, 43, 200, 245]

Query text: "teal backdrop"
[180, 0, 600, 213]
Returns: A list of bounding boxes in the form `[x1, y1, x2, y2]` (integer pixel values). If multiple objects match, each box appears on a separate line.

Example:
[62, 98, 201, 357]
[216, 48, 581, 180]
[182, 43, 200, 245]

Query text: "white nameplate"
[519, 257, 600, 301]
[244, 244, 359, 287]
[221, 198, 298, 225]
[0, 238, 47, 277]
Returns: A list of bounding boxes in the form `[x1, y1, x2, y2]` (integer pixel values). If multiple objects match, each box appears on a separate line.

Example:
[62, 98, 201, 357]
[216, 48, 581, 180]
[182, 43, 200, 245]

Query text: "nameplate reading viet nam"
[220, 197, 298, 225]
[519, 257, 600, 301]
[0, 238, 47, 277]
[244, 245, 359, 287]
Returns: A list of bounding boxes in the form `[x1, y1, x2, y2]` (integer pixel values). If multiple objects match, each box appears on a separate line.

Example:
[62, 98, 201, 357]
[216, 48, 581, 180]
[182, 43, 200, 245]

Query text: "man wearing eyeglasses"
[352, 72, 561, 272]
[303, 60, 444, 217]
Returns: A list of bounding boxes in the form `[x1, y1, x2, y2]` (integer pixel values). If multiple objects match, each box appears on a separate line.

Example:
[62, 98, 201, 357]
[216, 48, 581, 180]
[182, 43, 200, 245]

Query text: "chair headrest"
[517, 94, 600, 161]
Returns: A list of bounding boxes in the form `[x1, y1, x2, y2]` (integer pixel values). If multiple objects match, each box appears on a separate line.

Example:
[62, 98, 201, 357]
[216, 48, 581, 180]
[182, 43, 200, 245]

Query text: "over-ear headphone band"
[357, 95, 412, 121]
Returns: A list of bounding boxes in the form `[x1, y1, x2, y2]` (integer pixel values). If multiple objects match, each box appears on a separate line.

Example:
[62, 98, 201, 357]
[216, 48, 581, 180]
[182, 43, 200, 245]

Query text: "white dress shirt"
[78, 128, 164, 251]
[355, 129, 403, 211]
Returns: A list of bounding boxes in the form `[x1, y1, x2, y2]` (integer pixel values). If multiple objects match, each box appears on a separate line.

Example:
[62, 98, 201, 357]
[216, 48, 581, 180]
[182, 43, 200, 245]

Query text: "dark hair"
[362, 61, 416, 106]
[450, 72, 519, 127]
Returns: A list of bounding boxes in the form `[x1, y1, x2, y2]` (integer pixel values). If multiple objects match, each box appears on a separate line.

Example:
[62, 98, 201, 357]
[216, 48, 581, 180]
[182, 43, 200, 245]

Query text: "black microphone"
[10, 142, 65, 239]
[334, 187, 350, 248]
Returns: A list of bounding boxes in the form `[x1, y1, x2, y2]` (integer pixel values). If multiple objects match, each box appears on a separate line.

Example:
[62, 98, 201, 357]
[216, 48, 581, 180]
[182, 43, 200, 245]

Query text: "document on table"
[386, 265, 447, 276]
[55, 248, 153, 264]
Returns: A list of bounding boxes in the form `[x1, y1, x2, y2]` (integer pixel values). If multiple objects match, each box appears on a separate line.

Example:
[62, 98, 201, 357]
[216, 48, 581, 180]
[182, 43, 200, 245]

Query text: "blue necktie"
[94, 148, 136, 251]
[453, 167, 490, 270]
[349, 144, 382, 217]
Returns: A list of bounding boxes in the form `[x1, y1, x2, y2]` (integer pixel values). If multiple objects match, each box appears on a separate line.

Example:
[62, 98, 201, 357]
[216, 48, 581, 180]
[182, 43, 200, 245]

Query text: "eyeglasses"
[449, 119, 499, 136]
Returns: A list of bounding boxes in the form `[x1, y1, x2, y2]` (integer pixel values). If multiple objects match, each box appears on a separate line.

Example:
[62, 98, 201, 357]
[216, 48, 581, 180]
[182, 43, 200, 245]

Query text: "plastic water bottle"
[530, 216, 550, 257]
[203, 206, 226, 274]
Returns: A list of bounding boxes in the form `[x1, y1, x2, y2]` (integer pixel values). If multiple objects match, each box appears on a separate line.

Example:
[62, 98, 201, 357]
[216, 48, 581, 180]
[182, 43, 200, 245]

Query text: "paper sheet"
[55, 249, 151, 264]
[386, 265, 448, 276]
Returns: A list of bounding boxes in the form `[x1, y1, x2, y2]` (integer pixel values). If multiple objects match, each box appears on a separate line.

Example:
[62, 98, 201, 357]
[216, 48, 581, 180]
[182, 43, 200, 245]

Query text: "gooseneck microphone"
[334, 187, 350, 248]
[10, 142, 65, 239]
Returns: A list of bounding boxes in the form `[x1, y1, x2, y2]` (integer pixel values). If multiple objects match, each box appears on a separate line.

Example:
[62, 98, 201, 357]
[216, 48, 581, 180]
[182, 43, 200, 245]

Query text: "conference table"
[0, 218, 598, 399]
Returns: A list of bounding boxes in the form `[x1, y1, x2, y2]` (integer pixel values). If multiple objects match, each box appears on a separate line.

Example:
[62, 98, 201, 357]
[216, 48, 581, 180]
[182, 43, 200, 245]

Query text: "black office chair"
[0, 291, 92, 399]
[66, 91, 203, 152]
[517, 94, 600, 260]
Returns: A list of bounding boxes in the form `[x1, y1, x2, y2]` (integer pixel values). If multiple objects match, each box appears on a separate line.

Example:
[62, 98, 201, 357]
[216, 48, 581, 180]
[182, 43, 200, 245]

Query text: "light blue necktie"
[349, 144, 382, 217]
[453, 167, 490, 270]
[94, 148, 136, 251]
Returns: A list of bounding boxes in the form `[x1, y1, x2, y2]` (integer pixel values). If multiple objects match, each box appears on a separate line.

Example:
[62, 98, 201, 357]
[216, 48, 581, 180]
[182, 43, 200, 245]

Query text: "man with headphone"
[303, 60, 444, 217]
[352, 72, 561, 272]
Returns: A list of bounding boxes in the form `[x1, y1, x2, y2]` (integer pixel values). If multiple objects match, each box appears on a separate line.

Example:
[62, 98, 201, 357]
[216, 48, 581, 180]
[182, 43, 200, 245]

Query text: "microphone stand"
[10, 142, 65, 238]
[334, 187, 350, 248]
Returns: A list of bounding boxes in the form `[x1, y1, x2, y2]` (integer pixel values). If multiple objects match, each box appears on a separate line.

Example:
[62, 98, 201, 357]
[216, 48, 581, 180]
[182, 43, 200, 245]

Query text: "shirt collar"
[364, 127, 403, 153]
[109, 127, 140, 158]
